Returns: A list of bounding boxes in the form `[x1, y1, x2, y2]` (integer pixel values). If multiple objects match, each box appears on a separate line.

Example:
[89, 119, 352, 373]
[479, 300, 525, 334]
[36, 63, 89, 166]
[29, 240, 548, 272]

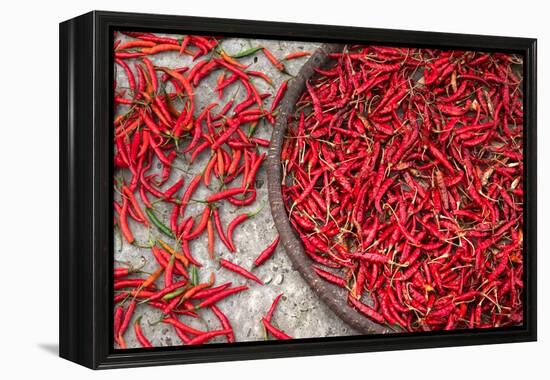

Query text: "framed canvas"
[59, 10, 537, 369]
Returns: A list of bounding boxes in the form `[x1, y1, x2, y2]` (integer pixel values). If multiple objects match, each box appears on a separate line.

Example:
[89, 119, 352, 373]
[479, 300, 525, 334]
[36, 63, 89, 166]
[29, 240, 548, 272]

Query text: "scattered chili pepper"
[220, 258, 264, 285]
[119, 196, 135, 244]
[134, 317, 153, 348]
[194, 285, 249, 310]
[262, 47, 286, 72]
[226, 207, 263, 252]
[284, 51, 311, 60]
[262, 318, 292, 340]
[253, 235, 280, 267]
[211, 305, 235, 343]
[265, 293, 283, 323]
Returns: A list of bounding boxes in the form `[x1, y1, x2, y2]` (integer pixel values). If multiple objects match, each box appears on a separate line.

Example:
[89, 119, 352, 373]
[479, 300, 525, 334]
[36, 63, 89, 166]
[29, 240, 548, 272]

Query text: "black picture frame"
[59, 10, 537, 369]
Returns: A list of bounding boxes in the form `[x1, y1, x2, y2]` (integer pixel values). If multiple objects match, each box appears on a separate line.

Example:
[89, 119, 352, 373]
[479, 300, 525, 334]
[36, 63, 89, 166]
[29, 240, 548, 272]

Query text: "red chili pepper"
[265, 293, 283, 323]
[312, 266, 347, 288]
[203, 154, 217, 187]
[117, 40, 156, 50]
[178, 35, 191, 55]
[164, 177, 185, 199]
[253, 235, 280, 267]
[133, 317, 153, 348]
[113, 306, 124, 345]
[220, 258, 264, 285]
[141, 57, 158, 93]
[207, 216, 215, 259]
[163, 317, 205, 336]
[187, 329, 233, 345]
[284, 51, 311, 60]
[428, 143, 455, 173]
[262, 318, 292, 340]
[215, 58, 249, 81]
[190, 283, 232, 300]
[115, 51, 144, 59]
[160, 67, 194, 121]
[194, 285, 249, 310]
[114, 267, 130, 279]
[139, 34, 179, 45]
[180, 174, 202, 217]
[145, 279, 187, 302]
[115, 58, 136, 93]
[118, 300, 136, 341]
[348, 294, 385, 324]
[206, 187, 249, 203]
[180, 217, 203, 267]
[122, 186, 149, 226]
[213, 208, 235, 252]
[211, 118, 241, 150]
[305, 80, 323, 122]
[247, 70, 273, 86]
[270, 80, 288, 113]
[211, 305, 235, 343]
[119, 196, 135, 244]
[226, 207, 263, 251]
[262, 48, 285, 72]
[183, 207, 211, 240]
[290, 169, 325, 210]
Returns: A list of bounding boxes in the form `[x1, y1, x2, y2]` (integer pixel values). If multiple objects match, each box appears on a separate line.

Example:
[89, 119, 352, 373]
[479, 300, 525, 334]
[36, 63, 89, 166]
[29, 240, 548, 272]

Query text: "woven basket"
[266, 43, 393, 335]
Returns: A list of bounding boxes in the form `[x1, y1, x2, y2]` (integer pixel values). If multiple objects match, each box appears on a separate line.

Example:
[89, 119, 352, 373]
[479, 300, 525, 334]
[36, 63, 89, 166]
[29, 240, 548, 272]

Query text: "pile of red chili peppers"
[282, 46, 524, 331]
[112, 32, 306, 347]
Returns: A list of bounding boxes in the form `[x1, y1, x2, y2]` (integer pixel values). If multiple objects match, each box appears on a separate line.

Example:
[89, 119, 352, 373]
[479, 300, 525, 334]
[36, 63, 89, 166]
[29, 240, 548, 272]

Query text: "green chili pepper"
[247, 121, 258, 138]
[162, 285, 188, 301]
[230, 46, 263, 58]
[115, 175, 124, 190]
[190, 265, 199, 286]
[146, 208, 175, 239]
